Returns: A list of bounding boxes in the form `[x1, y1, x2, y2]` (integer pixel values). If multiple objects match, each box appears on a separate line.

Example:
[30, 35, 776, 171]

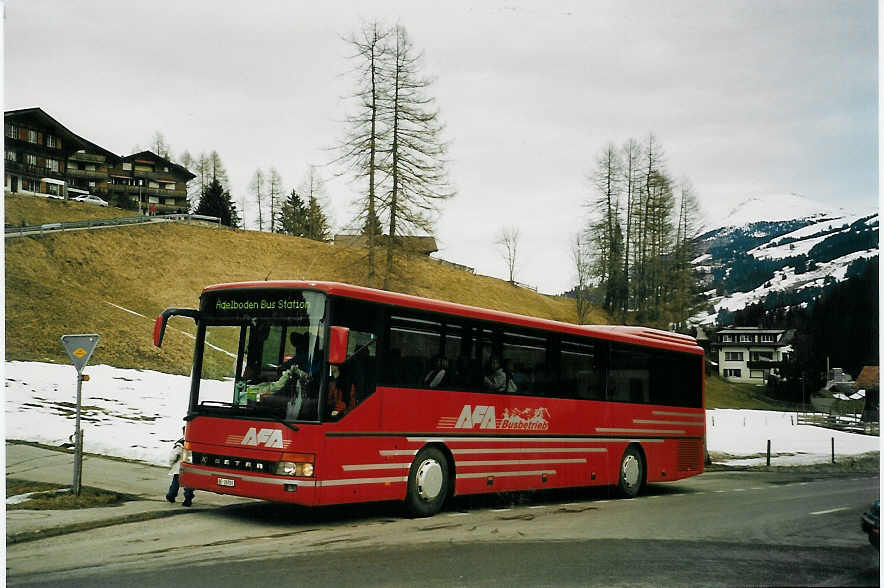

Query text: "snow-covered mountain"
[711, 192, 845, 231]
[691, 194, 878, 326]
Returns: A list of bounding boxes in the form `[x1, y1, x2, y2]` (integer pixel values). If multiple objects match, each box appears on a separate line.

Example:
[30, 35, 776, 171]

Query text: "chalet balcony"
[66, 168, 107, 180]
[69, 152, 106, 163]
[747, 360, 783, 370]
[106, 184, 186, 198]
[5, 160, 65, 181]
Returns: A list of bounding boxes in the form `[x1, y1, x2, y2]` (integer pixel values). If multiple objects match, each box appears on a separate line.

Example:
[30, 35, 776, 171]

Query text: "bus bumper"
[181, 463, 318, 506]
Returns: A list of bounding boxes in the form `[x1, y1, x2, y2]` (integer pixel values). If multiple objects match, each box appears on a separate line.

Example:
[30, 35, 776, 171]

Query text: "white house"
[712, 327, 794, 383]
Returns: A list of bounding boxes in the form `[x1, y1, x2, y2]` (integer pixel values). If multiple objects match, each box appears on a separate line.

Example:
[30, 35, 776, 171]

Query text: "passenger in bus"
[326, 365, 354, 419]
[484, 357, 517, 393]
[422, 356, 448, 388]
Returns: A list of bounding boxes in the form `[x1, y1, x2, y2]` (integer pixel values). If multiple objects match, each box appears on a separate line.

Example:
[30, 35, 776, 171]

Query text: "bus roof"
[202, 280, 702, 354]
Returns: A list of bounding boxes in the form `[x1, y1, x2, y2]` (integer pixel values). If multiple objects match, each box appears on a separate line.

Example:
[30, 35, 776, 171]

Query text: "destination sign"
[202, 290, 322, 318]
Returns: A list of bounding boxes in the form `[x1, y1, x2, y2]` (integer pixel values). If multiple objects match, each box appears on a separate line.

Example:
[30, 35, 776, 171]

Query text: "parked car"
[72, 195, 108, 207]
[861, 500, 879, 549]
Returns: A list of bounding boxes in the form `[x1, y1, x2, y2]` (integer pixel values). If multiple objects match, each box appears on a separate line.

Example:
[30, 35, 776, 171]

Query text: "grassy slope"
[6, 220, 605, 374]
[4, 198, 798, 412]
[705, 373, 798, 410]
[5, 193, 139, 226]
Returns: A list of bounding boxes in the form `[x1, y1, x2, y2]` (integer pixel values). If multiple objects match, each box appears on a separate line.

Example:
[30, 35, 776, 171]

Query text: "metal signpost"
[61, 334, 100, 496]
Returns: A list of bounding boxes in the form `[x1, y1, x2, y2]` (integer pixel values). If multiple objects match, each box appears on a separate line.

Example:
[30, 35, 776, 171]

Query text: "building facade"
[712, 326, 793, 383]
[107, 151, 193, 214]
[5, 108, 194, 213]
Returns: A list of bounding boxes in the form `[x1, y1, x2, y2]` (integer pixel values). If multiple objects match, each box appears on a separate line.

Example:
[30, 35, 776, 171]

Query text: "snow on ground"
[4, 361, 880, 467]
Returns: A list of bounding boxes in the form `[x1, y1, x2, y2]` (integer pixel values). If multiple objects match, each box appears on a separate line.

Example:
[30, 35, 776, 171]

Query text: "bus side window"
[386, 314, 443, 388]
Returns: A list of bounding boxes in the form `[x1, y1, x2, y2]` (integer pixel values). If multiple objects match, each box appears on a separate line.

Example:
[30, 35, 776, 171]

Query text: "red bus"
[154, 281, 704, 516]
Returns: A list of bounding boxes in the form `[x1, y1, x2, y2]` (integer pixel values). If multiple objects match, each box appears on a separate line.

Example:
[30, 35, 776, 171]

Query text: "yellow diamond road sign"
[61, 334, 100, 373]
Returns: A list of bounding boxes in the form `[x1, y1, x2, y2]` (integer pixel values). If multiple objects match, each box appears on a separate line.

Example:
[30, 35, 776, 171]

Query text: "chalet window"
[6, 150, 16, 162]
[25, 153, 37, 166]
[45, 159, 59, 172]
[46, 135, 57, 148]
[163, 166, 169, 172]
[149, 181, 160, 189]
[739, 335, 753, 342]
[750, 351, 773, 361]
[721, 335, 732, 342]
[724, 352, 743, 361]
[122, 163, 133, 171]
[723, 369, 741, 378]
[6, 124, 17, 139]
[27, 130, 37, 143]
[148, 196, 160, 204]
[165, 183, 176, 190]
[760, 334, 775, 342]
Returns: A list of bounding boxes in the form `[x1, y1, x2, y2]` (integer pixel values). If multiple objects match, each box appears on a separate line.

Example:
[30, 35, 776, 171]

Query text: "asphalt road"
[8, 470, 880, 587]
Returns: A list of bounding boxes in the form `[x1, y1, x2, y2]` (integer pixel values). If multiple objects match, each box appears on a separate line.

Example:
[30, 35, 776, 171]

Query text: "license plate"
[217, 477, 235, 487]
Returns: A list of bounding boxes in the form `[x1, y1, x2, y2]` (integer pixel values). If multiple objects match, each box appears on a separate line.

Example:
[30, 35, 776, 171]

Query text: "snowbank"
[4, 361, 880, 467]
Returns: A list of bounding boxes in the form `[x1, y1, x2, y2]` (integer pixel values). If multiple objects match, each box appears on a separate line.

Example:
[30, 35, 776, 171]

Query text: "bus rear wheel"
[405, 446, 449, 517]
[617, 445, 644, 498]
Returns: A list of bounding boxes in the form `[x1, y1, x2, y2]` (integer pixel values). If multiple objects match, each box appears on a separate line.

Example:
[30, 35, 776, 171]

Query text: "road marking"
[733, 488, 746, 492]
[448, 512, 471, 517]
[491, 508, 512, 512]
[810, 507, 850, 516]
[714, 490, 728, 493]
[751, 487, 763, 490]
[798, 482, 809, 486]
[528, 505, 547, 509]
[563, 503, 582, 507]
[595, 500, 610, 504]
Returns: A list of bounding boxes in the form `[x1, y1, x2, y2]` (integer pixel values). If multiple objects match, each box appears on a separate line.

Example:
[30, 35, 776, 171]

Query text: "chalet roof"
[6, 107, 88, 150]
[717, 326, 787, 334]
[856, 366, 880, 390]
[121, 150, 196, 181]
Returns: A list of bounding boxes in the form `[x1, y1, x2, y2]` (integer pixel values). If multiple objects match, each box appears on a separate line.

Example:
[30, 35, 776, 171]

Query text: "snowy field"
[4, 361, 880, 467]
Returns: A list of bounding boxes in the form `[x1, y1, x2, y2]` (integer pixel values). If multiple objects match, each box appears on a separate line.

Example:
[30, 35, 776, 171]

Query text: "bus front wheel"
[405, 446, 449, 517]
[617, 445, 644, 498]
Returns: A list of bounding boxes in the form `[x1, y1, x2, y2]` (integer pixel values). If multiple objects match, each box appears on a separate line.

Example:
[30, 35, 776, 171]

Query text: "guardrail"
[5, 213, 222, 238]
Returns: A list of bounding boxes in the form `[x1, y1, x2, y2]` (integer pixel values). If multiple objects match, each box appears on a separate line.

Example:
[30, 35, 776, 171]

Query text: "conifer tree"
[195, 177, 239, 227]
[277, 188, 308, 237]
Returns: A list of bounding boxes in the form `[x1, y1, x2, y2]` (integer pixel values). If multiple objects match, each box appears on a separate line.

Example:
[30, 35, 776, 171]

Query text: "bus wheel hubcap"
[622, 455, 640, 487]
[416, 459, 443, 501]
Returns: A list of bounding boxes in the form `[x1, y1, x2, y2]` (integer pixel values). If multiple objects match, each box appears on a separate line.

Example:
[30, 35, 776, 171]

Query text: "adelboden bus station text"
[215, 299, 310, 312]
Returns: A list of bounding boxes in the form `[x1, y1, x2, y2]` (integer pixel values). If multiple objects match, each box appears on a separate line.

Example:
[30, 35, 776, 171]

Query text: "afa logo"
[454, 404, 497, 429]
[241, 427, 284, 448]
[437, 404, 551, 431]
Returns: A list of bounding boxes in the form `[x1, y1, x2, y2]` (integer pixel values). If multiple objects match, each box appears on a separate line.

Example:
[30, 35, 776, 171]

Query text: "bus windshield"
[194, 290, 327, 422]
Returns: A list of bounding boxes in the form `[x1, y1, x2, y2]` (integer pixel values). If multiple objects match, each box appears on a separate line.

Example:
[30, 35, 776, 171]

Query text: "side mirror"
[153, 315, 165, 347]
[153, 308, 200, 348]
[328, 326, 350, 364]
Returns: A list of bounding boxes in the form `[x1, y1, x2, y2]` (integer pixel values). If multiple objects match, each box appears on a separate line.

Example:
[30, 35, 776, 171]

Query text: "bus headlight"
[277, 453, 315, 477]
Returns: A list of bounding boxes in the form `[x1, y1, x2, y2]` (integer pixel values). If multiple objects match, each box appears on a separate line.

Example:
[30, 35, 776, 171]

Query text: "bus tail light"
[277, 452, 315, 477]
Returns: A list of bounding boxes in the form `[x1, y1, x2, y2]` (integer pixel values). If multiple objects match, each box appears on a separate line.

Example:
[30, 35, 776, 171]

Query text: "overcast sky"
[5, 1, 878, 294]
